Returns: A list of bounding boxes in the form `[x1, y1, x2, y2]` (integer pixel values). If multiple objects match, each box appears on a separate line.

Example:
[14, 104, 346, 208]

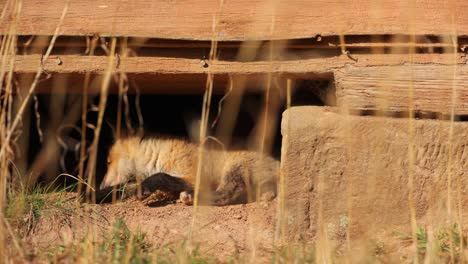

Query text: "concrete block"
[280, 106, 468, 240]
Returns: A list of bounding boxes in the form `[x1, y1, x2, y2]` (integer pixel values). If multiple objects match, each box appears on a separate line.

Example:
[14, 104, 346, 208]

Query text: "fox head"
[100, 137, 140, 190]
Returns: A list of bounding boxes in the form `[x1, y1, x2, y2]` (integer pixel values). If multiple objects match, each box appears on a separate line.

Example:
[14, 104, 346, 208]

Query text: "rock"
[281, 106, 468, 240]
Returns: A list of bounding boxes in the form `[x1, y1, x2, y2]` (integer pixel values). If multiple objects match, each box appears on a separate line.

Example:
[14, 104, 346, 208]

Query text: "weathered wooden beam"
[11, 53, 468, 75]
[335, 64, 468, 115]
[21, 73, 238, 94]
[1, 0, 467, 40]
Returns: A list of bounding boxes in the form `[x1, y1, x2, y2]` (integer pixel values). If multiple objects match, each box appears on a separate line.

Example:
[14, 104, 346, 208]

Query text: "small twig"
[87, 103, 99, 113]
[122, 86, 134, 135]
[37, 71, 52, 84]
[86, 123, 97, 130]
[12, 75, 22, 101]
[57, 173, 95, 192]
[343, 50, 358, 62]
[211, 75, 233, 129]
[74, 141, 83, 161]
[130, 79, 144, 135]
[39, 53, 50, 77]
[32, 94, 43, 143]
[84, 35, 91, 55]
[0, 0, 12, 20]
[56, 124, 82, 172]
[202, 136, 226, 152]
[99, 36, 110, 54]
[22, 35, 34, 55]
[116, 53, 121, 69]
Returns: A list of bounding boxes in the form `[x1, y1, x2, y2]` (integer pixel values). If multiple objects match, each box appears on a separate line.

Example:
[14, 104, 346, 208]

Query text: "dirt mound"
[22, 193, 280, 261]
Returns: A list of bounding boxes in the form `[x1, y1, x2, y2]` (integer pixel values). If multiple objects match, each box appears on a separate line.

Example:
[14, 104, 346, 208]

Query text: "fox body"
[100, 136, 279, 205]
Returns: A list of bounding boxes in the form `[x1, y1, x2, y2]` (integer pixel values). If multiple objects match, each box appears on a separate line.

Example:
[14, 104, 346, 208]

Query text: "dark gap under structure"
[24, 78, 335, 194]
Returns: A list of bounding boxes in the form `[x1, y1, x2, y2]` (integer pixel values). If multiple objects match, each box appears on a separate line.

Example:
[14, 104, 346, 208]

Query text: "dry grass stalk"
[85, 37, 117, 203]
[275, 78, 291, 244]
[443, 31, 461, 263]
[0, 0, 22, 260]
[189, 1, 225, 244]
[0, 0, 69, 189]
[77, 34, 99, 196]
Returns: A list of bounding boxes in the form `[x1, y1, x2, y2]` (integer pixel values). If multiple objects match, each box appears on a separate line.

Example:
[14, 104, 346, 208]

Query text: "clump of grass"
[40, 217, 151, 263]
[153, 242, 214, 264]
[271, 243, 316, 264]
[101, 218, 150, 262]
[397, 224, 467, 262]
[41, 217, 214, 264]
[5, 184, 74, 237]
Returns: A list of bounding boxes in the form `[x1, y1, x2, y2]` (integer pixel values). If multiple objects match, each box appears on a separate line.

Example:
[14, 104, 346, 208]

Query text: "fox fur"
[100, 136, 279, 205]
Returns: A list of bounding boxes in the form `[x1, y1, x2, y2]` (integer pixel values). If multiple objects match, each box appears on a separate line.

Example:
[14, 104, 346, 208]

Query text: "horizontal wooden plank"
[17, 73, 238, 94]
[10, 53, 468, 75]
[1, 0, 467, 40]
[335, 64, 468, 115]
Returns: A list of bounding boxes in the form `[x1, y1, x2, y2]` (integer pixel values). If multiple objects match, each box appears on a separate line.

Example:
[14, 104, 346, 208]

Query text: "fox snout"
[100, 173, 112, 190]
[100, 167, 119, 190]
[100, 162, 133, 190]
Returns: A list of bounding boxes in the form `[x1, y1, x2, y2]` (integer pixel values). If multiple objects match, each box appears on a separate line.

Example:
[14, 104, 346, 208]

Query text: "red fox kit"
[100, 136, 279, 205]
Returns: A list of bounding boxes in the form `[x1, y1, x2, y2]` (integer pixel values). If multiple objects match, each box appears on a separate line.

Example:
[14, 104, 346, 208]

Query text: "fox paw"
[179, 191, 193, 205]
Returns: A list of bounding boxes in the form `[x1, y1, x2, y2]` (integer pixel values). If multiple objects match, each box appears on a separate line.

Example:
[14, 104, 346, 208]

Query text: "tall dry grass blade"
[248, 1, 282, 260]
[112, 36, 128, 203]
[77, 34, 98, 196]
[190, 0, 224, 250]
[443, 31, 460, 263]
[211, 75, 233, 129]
[0, 1, 22, 261]
[0, 0, 69, 163]
[407, 32, 420, 264]
[275, 78, 291, 244]
[0, 0, 21, 210]
[85, 37, 117, 203]
[0, 0, 13, 21]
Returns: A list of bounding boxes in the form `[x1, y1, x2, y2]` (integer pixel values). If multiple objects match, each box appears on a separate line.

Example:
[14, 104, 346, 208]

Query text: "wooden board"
[16, 73, 235, 94]
[335, 64, 468, 115]
[1, 0, 467, 40]
[11, 53, 467, 75]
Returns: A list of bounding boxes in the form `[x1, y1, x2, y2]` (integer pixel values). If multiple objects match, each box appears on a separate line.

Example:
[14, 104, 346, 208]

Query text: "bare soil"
[21, 192, 283, 262]
[13, 189, 442, 263]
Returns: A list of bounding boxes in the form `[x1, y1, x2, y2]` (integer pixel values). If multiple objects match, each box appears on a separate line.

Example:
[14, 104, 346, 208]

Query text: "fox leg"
[212, 164, 250, 206]
[179, 191, 194, 205]
[141, 173, 190, 193]
[140, 172, 194, 205]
